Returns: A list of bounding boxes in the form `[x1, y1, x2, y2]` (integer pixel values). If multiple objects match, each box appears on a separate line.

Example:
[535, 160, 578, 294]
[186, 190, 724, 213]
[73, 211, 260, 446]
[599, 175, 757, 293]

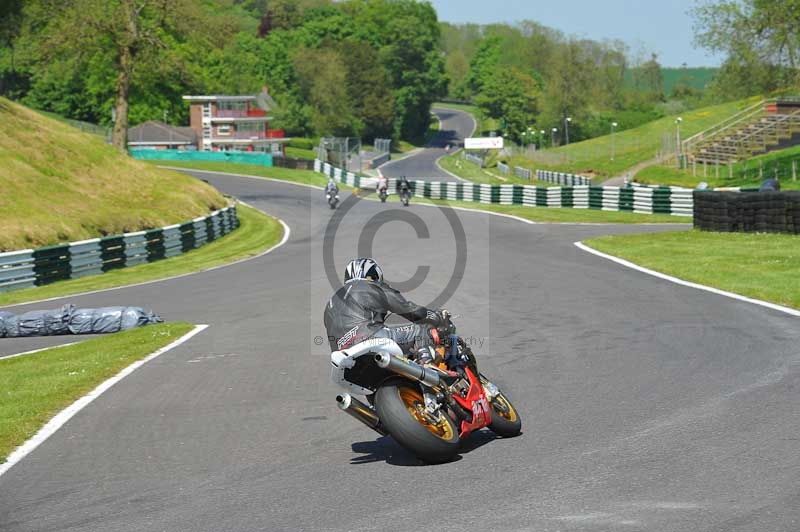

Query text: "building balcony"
[215, 129, 286, 140]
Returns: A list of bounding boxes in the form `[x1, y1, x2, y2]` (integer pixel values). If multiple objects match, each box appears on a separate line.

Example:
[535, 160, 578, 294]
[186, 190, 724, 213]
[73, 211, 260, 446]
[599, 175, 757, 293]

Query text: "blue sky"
[427, 0, 725, 67]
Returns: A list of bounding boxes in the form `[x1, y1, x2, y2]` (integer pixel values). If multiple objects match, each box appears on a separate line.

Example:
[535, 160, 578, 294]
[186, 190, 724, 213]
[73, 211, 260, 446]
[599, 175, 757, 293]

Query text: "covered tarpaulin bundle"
[0, 304, 162, 338]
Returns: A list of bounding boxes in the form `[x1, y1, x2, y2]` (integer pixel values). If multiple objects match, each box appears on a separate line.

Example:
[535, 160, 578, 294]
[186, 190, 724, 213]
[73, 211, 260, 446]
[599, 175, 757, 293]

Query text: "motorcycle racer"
[323, 257, 449, 364]
[326, 177, 339, 197]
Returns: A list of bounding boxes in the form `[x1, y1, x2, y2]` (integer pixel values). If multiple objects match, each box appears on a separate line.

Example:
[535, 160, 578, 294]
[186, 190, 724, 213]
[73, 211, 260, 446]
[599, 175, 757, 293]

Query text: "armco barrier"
[314, 159, 692, 217]
[536, 169, 592, 186]
[0, 205, 239, 293]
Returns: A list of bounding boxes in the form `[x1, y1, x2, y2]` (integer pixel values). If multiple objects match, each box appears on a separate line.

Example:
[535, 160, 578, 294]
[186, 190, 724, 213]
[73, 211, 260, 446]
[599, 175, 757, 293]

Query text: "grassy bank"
[0, 97, 227, 251]
[584, 230, 800, 310]
[636, 145, 800, 190]
[0, 322, 196, 463]
[435, 97, 763, 182]
[153, 161, 338, 188]
[0, 203, 283, 307]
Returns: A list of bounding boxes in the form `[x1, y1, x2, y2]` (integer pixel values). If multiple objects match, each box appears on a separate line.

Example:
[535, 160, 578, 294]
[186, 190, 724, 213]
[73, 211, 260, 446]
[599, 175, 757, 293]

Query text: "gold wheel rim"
[399, 386, 455, 440]
[491, 393, 518, 423]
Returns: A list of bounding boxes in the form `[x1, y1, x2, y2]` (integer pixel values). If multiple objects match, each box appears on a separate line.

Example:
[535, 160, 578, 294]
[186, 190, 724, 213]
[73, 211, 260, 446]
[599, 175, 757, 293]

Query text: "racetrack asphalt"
[1, 114, 799, 531]
[377, 106, 474, 182]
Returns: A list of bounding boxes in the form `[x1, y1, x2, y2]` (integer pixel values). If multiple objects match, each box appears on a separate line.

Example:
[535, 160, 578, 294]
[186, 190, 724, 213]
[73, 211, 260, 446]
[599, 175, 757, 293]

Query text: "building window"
[217, 125, 231, 136]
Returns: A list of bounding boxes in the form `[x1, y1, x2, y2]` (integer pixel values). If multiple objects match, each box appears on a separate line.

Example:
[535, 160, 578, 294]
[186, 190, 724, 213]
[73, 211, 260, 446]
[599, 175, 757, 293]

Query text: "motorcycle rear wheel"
[374, 379, 460, 463]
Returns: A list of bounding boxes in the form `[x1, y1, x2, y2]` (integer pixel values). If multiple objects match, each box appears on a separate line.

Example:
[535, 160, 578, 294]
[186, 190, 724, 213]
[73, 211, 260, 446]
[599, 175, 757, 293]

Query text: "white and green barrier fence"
[0, 205, 239, 293]
[536, 170, 593, 186]
[315, 160, 693, 217]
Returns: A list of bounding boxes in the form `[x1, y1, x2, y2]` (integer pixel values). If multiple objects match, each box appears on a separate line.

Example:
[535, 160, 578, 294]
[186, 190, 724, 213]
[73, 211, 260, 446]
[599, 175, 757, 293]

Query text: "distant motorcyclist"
[397, 176, 410, 194]
[323, 257, 449, 365]
[377, 175, 388, 192]
[326, 177, 339, 196]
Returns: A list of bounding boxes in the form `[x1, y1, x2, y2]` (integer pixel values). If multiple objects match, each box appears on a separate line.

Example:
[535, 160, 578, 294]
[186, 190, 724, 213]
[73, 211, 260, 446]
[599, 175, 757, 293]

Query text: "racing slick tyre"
[480, 375, 522, 438]
[374, 378, 460, 463]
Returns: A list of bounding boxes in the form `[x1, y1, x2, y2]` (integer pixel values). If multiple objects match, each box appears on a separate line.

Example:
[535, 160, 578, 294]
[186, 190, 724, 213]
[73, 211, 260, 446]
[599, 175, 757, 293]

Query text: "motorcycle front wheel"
[480, 375, 522, 438]
[374, 378, 460, 463]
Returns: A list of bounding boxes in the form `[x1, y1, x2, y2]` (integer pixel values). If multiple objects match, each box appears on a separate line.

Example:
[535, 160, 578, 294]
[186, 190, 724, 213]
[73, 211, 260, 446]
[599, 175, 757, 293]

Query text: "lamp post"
[551, 127, 558, 148]
[523, 126, 534, 148]
[675, 117, 682, 153]
[540, 130, 545, 149]
[610, 122, 618, 161]
[565, 117, 572, 145]
[521, 131, 527, 147]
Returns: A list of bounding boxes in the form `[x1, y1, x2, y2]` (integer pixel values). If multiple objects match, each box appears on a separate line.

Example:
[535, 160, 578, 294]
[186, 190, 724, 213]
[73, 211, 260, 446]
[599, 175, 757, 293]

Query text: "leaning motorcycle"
[378, 186, 388, 203]
[327, 191, 339, 209]
[330, 319, 521, 463]
[399, 188, 410, 206]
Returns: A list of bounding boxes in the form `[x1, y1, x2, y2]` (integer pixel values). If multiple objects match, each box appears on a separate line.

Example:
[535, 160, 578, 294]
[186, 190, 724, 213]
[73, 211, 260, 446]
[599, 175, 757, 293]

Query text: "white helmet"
[343, 258, 384, 283]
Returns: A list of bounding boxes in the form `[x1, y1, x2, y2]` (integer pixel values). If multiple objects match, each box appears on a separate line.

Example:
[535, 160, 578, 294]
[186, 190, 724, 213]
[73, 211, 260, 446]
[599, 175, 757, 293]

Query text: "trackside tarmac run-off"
[1, 173, 798, 532]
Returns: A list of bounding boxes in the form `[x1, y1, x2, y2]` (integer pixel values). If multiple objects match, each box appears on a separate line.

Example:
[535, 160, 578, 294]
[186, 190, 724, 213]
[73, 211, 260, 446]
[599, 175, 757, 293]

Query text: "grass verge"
[0, 203, 283, 307]
[406, 196, 687, 224]
[0, 322, 195, 464]
[584, 230, 800, 309]
[154, 161, 335, 188]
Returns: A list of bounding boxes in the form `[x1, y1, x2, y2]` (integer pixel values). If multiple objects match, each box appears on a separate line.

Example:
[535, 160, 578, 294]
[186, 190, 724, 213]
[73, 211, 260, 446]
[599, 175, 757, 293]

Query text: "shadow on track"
[348, 430, 500, 466]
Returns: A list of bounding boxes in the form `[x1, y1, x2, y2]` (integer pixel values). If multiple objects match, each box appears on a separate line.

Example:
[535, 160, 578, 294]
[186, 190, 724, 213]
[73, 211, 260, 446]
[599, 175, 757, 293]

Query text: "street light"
[565, 117, 572, 145]
[675, 117, 683, 153]
[540, 130, 545, 149]
[522, 126, 534, 148]
[551, 127, 558, 147]
[610, 122, 618, 160]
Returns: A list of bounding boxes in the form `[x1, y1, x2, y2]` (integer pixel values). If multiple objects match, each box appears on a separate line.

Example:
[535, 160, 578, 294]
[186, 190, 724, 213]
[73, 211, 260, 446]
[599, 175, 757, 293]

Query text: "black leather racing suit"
[323, 279, 443, 355]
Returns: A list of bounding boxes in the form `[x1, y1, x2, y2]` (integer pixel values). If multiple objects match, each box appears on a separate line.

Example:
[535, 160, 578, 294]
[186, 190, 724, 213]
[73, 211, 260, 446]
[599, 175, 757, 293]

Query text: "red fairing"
[451, 367, 492, 437]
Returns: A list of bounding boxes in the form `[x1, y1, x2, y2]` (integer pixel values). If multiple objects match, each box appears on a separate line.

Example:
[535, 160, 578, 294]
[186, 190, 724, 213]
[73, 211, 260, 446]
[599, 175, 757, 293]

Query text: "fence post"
[793, 160, 797, 182]
[759, 160, 763, 179]
[729, 161, 733, 178]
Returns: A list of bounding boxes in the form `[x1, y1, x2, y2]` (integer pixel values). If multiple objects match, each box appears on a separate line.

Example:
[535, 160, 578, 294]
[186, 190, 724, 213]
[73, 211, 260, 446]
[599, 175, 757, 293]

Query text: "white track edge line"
[574, 242, 800, 317]
[2, 341, 79, 360]
[0, 323, 210, 478]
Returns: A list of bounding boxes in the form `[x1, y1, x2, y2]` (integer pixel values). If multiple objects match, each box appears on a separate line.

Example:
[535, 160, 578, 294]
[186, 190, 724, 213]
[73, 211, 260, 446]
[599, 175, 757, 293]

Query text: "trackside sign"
[465, 137, 504, 149]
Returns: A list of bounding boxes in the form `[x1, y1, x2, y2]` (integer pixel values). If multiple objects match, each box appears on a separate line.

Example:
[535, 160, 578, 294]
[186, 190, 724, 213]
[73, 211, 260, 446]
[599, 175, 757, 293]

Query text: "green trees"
[692, 0, 800, 98]
[5, 0, 795, 150]
[0, 0, 445, 146]
[444, 23, 642, 144]
[9, 0, 246, 150]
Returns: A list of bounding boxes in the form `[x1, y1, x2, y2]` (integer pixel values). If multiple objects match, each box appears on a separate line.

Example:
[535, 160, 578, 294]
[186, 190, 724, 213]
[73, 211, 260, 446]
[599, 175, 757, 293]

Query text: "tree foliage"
[4, 0, 796, 150]
[692, 0, 800, 98]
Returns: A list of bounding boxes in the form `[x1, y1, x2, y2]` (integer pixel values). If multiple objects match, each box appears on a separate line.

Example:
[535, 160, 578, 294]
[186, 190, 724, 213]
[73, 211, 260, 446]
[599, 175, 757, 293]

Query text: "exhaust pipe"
[374, 352, 441, 388]
[336, 393, 386, 435]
